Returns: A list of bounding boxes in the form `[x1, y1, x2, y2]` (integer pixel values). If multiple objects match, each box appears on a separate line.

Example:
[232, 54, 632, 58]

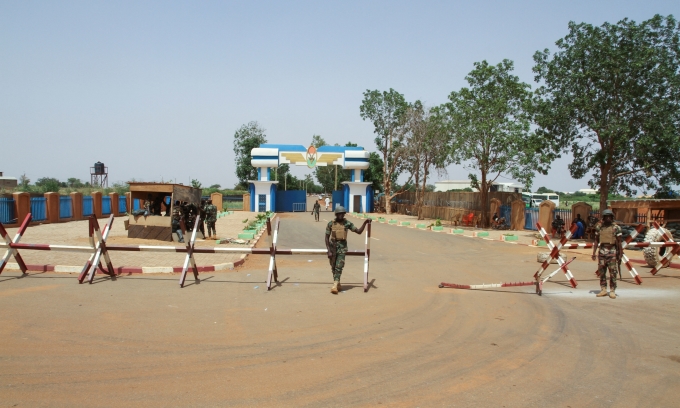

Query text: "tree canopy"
[445, 60, 547, 227]
[533, 14, 680, 210]
[233, 121, 267, 189]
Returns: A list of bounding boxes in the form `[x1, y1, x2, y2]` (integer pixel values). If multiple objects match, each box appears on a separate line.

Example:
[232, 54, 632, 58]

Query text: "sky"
[2, 1, 678, 193]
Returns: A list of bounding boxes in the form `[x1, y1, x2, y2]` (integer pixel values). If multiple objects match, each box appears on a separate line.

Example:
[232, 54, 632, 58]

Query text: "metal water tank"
[94, 162, 105, 174]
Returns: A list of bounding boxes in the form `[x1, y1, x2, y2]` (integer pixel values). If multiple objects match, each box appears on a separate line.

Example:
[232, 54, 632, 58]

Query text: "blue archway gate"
[249, 144, 372, 213]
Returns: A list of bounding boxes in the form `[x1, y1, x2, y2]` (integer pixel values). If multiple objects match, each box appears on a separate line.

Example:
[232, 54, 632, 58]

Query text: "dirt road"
[1, 212, 679, 407]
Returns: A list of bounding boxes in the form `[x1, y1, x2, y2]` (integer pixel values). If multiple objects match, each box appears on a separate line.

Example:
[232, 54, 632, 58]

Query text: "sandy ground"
[1, 212, 679, 407]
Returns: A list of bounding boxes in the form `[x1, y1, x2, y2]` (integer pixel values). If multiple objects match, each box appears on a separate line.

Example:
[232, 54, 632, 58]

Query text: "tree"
[402, 102, 451, 219]
[233, 121, 268, 189]
[209, 184, 221, 189]
[35, 177, 61, 193]
[67, 178, 84, 188]
[445, 60, 547, 227]
[19, 173, 30, 188]
[533, 15, 680, 211]
[191, 179, 202, 189]
[536, 186, 553, 194]
[360, 88, 411, 214]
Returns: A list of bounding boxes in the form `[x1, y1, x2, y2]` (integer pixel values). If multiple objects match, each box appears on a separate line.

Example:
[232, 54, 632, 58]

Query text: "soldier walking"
[171, 200, 184, 243]
[311, 200, 321, 222]
[325, 206, 371, 294]
[198, 199, 207, 239]
[205, 199, 217, 240]
[591, 209, 622, 299]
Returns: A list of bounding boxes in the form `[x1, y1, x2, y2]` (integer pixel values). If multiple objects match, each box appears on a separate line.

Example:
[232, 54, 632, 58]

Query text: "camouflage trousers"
[206, 221, 216, 236]
[329, 240, 347, 281]
[598, 246, 619, 290]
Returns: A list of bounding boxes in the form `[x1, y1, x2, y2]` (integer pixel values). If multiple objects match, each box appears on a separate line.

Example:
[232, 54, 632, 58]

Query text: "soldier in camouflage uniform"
[591, 209, 622, 299]
[205, 199, 217, 240]
[171, 200, 184, 243]
[197, 199, 207, 239]
[324, 206, 371, 294]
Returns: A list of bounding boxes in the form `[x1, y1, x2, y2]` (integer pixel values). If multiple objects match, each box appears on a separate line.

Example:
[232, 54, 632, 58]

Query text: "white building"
[434, 180, 524, 193]
[577, 188, 598, 194]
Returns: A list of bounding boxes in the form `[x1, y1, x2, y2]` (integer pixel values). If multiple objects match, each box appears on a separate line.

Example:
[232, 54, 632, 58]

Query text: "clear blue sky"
[2, 1, 678, 193]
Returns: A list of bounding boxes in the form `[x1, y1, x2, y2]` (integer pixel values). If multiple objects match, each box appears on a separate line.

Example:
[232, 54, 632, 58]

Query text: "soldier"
[205, 199, 217, 239]
[591, 209, 622, 299]
[197, 199, 207, 239]
[311, 200, 321, 222]
[171, 200, 184, 243]
[325, 206, 371, 294]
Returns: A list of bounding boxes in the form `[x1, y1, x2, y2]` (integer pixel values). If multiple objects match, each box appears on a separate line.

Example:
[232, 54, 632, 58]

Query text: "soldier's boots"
[331, 281, 339, 294]
[596, 287, 608, 297]
[609, 290, 616, 299]
[337, 282, 342, 291]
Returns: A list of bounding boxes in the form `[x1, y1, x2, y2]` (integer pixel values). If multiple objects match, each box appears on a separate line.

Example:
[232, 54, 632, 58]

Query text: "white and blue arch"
[249, 144, 373, 213]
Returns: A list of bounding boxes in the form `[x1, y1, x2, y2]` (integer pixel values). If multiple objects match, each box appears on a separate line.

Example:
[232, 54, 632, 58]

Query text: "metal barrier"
[0, 214, 374, 292]
[83, 196, 93, 216]
[60, 196, 72, 218]
[102, 196, 111, 215]
[119, 197, 127, 213]
[524, 208, 538, 230]
[292, 203, 306, 212]
[0, 198, 14, 224]
[30, 197, 47, 221]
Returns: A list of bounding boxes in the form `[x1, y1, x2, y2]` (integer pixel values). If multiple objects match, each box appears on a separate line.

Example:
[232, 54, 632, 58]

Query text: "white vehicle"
[526, 193, 560, 207]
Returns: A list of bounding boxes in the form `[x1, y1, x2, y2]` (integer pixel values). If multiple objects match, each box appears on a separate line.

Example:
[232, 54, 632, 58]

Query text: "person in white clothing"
[324, 197, 330, 210]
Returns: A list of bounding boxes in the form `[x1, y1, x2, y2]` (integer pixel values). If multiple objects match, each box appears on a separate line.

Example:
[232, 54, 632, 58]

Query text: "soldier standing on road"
[591, 209, 623, 299]
[312, 200, 321, 222]
[197, 199, 207, 239]
[325, 206, 371, 294]
[172, 200, 185, 243]
[205, 199, 217, 240]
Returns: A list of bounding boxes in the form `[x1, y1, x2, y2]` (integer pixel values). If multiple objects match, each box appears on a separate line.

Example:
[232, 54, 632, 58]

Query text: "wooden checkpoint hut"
[609, 199, 680, 225]
[127, 182, 201, 241]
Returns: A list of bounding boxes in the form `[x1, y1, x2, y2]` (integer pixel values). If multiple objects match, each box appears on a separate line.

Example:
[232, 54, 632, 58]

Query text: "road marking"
[371, 237, 380, 241]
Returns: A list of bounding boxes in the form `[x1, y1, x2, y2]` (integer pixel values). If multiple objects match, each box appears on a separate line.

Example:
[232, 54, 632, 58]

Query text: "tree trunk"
[599, 164, 610, 213]
[414, 165, 420, 219]
[480, 171, 488, 228]
[419, 163, 429, 221]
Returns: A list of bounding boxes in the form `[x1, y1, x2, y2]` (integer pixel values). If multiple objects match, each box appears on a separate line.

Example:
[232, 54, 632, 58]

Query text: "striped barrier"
[0, 214, 374, 292]
[534, 222, 578, 288]
[649, 222, 680, 275]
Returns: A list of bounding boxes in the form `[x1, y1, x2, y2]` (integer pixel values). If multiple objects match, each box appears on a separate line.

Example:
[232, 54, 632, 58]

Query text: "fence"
[59, 196, 72, 219]
[119, 196, 127, 213]
[83, 196, 93, 217]
[386, 191, 522, 217]
[30, 197, 47, 222]
[0, 198, 14, 224]
[524, 208, 539, 230]
[102, 196, 111, 215]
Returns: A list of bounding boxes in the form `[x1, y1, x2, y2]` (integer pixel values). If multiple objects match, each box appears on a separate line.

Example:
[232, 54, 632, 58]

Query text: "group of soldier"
[170, 199, 218, 243]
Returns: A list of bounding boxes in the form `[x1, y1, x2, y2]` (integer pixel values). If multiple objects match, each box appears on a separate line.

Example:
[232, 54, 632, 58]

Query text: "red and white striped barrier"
[439, 281, 536, 290]
[534, 223, 578, 288]
[0, 214, 374, 292]
[649, 222, 680, 275]
[612, 223, 645, 284]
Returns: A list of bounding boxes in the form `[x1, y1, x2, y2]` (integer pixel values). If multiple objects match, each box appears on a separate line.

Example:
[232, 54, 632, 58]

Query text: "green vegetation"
[233, 121, 268, 190]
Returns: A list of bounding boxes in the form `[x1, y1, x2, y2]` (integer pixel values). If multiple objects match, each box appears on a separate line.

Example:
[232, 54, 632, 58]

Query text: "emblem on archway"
[306, 145, 318, 168]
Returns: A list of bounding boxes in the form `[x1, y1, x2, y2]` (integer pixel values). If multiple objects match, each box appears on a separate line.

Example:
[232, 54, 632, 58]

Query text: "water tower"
[90, 161, 108, 188]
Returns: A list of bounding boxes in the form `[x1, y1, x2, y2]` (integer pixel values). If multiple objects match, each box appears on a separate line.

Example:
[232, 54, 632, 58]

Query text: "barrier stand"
[79, 215, 115, 284]
[0, 213, 31, 275]
[364, 221, 371, 292]
[649, 222, 680, 275]
[179, 214, 201, 287]
[266, 218, 279, 290]
[440, 280, 538, 290]
[534, 222, 578, 288]
[534, 257, 577, 295]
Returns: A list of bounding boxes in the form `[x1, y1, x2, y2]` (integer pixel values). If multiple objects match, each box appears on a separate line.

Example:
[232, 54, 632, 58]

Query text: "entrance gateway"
[248, 144, 374, 213]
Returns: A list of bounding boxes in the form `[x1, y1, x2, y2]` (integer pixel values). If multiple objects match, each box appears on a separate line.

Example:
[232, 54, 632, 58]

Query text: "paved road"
[1, 212, 679, 407]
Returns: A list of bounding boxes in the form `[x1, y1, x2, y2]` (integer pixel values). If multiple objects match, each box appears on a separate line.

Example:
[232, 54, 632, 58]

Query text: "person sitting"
[572, 217, 585, 239]
[551, 215, 565, 239]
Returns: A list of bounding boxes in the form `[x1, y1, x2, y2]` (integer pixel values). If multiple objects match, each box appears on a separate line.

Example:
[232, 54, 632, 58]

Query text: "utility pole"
[334, 165, 337, 191]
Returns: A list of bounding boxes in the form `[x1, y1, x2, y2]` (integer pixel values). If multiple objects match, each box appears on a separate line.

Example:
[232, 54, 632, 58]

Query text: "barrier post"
[179, 214, 201, 287]
[364, 220, 371, 292]
[84, 215, 115, 283]
[0, 213, 32, 274]
[266, 218, 280, 290]
[534, 222, 578, 288]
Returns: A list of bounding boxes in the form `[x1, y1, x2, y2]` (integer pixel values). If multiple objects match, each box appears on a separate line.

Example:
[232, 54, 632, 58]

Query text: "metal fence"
[30, 197, 47, 221]
[83, 196, 93, 217]
[292, 203, 306, 212]
[102, 196, 111, 215]
[0, 198, 14, 224]
[119, 197, 127, 213]
[524, 208, 539, 230]
[59, 196, 72, 218]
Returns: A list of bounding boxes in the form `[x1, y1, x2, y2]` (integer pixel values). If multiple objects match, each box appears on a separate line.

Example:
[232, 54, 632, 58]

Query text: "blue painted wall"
[275, 190, 307, 212]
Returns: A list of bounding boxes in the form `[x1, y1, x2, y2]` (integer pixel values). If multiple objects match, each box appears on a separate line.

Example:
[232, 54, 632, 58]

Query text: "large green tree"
[533, 15, 680, 211]
[445, 60, 547, 227]
[233, 121, 267, 189]
[360, 88, 411, 214]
